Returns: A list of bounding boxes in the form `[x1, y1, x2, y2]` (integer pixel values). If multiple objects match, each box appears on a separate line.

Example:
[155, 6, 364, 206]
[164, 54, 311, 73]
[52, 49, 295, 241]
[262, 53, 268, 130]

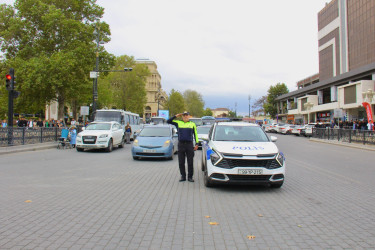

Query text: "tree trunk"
[57, 95, 65, 120]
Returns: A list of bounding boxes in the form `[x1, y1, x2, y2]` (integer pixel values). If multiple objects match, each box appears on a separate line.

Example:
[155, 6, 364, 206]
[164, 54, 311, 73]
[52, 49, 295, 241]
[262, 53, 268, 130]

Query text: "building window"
[344, 85, 356, 104]
[301, 98, 307, 111]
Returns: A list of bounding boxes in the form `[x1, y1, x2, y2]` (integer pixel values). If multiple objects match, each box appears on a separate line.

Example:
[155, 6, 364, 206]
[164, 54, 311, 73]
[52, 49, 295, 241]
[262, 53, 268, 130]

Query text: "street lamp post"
[92, 27, 100, 115]
[248, 95, 251, 118]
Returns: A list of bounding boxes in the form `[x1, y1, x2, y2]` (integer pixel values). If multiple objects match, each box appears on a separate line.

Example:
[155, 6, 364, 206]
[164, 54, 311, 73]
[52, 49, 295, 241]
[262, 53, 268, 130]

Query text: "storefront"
[317, 111, 331, 122]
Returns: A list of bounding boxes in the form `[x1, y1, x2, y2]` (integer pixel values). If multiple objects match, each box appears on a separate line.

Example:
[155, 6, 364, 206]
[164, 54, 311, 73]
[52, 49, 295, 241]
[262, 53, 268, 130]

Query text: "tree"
[165, 89, 185, 117]
[264, 83, 289, 119]
[228, 110, 236, 118]
[203, 108, 213, 117]
[0, 0, 115, 119]
[182, 89, 204, 117]
[252, 95, 267, 116]
[99, 55, 149, 115]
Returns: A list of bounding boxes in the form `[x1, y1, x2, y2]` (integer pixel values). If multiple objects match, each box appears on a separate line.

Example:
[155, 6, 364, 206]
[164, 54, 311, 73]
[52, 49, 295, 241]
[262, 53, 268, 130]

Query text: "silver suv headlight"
[99, 134, 109, 138]
[276, 152, 285, 167]
[210, 149, 222, 165]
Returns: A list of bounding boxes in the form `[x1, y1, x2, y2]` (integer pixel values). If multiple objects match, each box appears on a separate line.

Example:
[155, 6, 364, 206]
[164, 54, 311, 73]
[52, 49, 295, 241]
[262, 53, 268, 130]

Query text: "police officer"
[167, 111, 199, 182]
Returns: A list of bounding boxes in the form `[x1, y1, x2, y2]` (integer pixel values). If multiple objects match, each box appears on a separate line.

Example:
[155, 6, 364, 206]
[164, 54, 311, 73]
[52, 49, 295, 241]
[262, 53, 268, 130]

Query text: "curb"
[0, 142, 58, 156]
[309, 138, 375, 151]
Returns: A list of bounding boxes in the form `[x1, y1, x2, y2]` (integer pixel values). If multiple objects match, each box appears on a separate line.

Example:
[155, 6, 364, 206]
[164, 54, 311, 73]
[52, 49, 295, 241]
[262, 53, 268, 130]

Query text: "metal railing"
[312, 128, 375, 145]
[0, 126, 84, 147]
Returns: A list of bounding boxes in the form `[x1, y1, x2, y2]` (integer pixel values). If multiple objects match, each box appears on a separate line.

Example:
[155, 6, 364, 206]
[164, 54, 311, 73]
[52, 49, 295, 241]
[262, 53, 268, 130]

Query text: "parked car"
[274, 123, 286, 133]
[266, 123, 278, 133]
[279, 124, 295, 134]
[301, 124, 316, 137]
[291, 125, 305, 136]
[196, 125, 212, 149]
[132, 124, 178, 160]
[201, 122, 285, 188]
[76, 121, 124, 152]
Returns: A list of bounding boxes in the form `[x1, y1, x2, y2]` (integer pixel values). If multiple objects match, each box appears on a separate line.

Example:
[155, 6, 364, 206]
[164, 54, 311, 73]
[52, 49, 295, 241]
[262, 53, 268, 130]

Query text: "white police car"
[201, 122, 285, 188]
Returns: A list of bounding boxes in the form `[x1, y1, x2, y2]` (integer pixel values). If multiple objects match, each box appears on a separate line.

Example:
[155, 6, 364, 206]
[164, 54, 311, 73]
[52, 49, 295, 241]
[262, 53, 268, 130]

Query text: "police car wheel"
[201, 154, 206, 171]
[204, 171, 213, 187]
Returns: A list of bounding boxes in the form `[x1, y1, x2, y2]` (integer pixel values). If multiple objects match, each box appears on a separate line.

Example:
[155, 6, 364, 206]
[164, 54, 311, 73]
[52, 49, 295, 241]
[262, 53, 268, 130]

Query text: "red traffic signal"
[6, 74, 12, 90]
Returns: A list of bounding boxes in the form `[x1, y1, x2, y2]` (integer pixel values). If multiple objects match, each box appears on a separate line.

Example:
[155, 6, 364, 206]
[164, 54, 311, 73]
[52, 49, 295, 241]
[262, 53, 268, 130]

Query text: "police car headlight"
[210, 149, 222, 165]
[276, 152, 285, 166]
[133, 139, 139, 146]
[163, 140, 171, 147]
[99, 134, 108, 138]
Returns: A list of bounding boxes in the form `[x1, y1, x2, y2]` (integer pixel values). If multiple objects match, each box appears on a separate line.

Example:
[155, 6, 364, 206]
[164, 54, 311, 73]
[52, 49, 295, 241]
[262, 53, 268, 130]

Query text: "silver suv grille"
[216, 158, 281, 169]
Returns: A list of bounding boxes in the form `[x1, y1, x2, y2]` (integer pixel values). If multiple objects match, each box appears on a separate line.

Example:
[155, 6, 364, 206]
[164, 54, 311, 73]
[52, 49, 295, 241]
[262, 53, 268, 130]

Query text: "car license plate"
[238, 169, 263, 175]
[143, 149, 156, 153]
[85, 139, 94, 142]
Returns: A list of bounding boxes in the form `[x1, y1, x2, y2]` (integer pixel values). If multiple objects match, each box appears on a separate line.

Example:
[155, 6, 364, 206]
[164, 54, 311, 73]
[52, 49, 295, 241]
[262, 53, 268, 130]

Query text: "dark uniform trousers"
[178, 141, 194, 178]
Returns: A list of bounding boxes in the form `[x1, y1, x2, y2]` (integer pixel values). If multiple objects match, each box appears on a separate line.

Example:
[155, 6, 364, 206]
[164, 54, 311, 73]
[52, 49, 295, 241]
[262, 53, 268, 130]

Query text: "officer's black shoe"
[179, 177, 186, 182]
[188, 178, 194, 182]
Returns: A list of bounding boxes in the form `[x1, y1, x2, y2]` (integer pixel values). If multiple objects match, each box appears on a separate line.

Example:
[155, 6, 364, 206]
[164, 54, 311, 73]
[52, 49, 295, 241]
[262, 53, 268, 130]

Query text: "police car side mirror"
[270, 136, 277, 142]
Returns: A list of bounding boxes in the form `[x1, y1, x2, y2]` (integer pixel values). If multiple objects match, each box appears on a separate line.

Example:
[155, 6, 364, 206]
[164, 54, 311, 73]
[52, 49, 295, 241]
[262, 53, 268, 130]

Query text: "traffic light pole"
[7, 68, 15, 145]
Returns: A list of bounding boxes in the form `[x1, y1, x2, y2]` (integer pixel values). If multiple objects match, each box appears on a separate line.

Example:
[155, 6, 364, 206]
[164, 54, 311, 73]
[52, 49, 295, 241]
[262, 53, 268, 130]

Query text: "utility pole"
[248, 95, 251, 118]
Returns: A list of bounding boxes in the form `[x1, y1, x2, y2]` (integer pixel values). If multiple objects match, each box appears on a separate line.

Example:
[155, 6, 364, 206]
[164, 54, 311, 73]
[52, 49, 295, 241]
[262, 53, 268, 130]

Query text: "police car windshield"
[86, 123, 111, 130]
[214, 125, 269, 142]
[139, 127, 171, 137]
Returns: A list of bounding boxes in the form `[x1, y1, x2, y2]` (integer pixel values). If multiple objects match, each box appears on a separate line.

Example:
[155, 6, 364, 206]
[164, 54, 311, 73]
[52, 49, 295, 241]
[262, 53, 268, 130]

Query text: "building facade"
[135, 59, 167, 121]
[276, 0, 375, 125]
[211, 108, 230, 118]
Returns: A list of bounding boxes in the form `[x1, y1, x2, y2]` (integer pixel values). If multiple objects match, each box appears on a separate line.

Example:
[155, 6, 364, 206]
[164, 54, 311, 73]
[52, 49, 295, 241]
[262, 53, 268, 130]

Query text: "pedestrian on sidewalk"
[69, 126, 77, 148]
[125, 122, 132, 144]
[167, 111, 199, 182]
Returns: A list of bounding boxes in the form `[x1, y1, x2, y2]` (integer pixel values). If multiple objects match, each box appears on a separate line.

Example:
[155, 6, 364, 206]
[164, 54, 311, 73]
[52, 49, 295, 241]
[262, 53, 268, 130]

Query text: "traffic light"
[5, 68, 16, 90]
[6, 74, 11, 90]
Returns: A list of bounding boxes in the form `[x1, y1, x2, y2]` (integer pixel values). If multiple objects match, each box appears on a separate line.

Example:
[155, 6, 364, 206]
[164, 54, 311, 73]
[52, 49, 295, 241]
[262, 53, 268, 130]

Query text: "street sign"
[333, 109, 343, 118]
[80, 106, 89, 116]
[90, 71, 98, 78]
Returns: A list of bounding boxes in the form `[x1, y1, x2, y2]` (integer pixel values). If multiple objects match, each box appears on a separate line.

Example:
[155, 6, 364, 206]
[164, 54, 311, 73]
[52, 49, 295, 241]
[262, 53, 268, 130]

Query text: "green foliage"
[228, 110, 236, 118]
[165, 89, 185, 117]
[203, 108, 213, 117]
[99, 55, 149, 115]
[182, 89, 204, 117]
[0, 0, 115, 118]
[264, 83, 289, 119]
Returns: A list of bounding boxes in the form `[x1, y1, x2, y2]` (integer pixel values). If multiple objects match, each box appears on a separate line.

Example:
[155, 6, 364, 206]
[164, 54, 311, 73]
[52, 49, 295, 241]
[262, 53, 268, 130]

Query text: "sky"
[3, 0, 331, 116]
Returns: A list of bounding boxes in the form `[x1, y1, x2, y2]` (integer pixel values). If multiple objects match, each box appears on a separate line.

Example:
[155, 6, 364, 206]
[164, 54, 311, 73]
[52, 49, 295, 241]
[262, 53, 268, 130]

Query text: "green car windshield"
[139, 127, 171, 137]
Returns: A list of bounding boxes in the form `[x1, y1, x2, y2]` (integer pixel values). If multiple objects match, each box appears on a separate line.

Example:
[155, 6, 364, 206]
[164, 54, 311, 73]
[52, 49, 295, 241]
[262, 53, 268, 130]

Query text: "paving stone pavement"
[1, 136, 375, 249]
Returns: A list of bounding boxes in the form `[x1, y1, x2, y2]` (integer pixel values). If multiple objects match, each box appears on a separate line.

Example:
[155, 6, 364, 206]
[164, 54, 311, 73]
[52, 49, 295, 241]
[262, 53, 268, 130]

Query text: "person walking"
[167, 111, 199, 182]
[125, 122, 132, 144]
